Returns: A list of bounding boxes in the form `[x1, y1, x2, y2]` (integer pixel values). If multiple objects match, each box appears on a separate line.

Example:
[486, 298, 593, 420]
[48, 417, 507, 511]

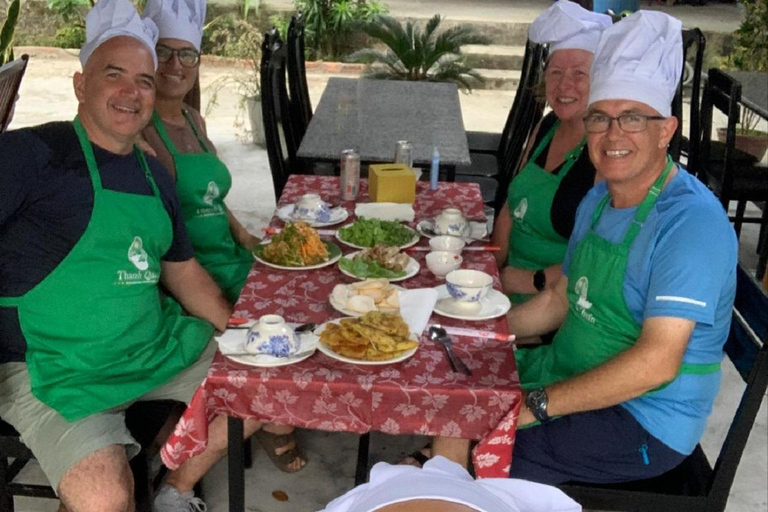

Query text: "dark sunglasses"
[156, 44, 200, 68]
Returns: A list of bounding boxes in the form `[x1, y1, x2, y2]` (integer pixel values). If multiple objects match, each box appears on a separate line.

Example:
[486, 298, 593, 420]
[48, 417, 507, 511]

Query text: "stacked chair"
[287, 12, 313, 146]
[560, 264, 768, 512]
[669, 28, 706, 169]
[454, 41, 548, 213]
[699, 68, 768, 279]
[0, 54, 29, 132]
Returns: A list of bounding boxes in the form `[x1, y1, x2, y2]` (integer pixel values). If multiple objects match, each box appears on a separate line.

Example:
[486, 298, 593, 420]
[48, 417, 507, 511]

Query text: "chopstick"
[262, 226, 336, 236]
[406, 246, 501, 252]
[426, 325, 515, 343]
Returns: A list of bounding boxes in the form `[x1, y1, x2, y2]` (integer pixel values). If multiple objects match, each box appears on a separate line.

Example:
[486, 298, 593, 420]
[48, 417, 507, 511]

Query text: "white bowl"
[434, 207, 468, 236]
[293, 193, 332, 223]
[426, 251, 463, 278]
[429, 235, 465, 254]
[245, 315, 300, 357]
[445, 269, 492, 303]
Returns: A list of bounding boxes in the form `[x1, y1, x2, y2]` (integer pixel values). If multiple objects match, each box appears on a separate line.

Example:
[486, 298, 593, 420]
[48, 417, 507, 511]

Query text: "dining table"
[725, 71, 768, 120]
[160, 175, 521, 512]
[297, 78, 472, 181]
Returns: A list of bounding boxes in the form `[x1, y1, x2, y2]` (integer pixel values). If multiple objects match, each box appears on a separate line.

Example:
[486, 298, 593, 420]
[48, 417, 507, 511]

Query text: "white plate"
[329, 284, 404, 317]
[253, 241, 343, 271]
[416, 219, 470, 239]
[338, 251, 420, 282]
[315, 318, 419, 365]
[432, 285, 511, 321]
[276, 204, 349, 227]
[335, 222, 420, 250]
[217, 328, 319, 367]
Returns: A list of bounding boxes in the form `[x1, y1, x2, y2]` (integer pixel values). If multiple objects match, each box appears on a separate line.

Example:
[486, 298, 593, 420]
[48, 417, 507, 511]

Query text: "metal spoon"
[428, 325, 472, 376]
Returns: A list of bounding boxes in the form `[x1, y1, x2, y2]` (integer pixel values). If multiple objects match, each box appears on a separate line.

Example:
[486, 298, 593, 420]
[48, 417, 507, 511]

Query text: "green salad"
[338, 217, 416, 247]
[339, 258, 407, 279]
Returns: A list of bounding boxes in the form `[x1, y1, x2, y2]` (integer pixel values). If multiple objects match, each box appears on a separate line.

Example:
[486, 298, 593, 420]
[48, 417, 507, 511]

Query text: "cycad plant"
[347, 14, 490, 93]
[1, 0, 21, 65]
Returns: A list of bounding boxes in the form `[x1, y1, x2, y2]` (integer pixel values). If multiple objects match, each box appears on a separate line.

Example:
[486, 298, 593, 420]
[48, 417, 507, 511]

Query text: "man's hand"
[508, 275, 569, 338]
[161, 259, 231, 331]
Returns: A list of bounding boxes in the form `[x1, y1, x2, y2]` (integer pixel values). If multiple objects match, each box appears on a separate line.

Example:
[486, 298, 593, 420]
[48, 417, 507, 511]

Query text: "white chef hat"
[529, 0, 612, 54]
[143, 0, 206, 51]
[588, 11, 683, 117]
[80, 0, 159, 69]
[316, 457, 581, 512]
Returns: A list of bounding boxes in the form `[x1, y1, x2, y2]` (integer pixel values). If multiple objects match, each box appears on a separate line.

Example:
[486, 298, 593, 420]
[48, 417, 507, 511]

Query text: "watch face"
[526, 388, 549, 421]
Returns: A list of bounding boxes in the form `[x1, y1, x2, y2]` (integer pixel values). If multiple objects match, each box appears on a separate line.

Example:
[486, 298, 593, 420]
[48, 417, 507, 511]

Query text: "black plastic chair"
[0, 54, 29, 132]
[287, 12, 312, 146]
[0, 400, 187, 512]
[559, 264, 768, 512]
[670, 28, 706, 168]
[261, 29, 302, 200]
[699, 68, 768, 278]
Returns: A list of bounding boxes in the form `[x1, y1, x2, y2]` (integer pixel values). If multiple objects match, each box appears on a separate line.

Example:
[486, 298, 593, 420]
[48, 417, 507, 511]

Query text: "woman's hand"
[239, 233, 262, 251]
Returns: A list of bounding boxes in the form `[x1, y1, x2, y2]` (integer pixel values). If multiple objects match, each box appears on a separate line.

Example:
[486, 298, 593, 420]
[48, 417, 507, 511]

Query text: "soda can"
[394, 140, 414, 169]
[340, 149, 360, 201]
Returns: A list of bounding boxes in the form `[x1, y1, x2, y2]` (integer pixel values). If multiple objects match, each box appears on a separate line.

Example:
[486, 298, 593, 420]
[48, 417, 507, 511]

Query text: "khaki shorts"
[0, 339, 216, 493]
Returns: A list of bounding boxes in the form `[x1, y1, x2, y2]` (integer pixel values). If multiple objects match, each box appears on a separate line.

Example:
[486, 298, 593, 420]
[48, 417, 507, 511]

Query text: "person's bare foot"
[400, 444, 432, 468]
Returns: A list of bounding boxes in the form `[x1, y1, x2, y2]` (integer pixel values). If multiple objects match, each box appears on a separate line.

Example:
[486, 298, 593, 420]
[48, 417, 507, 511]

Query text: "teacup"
[434, 208, 468, 237]
[294, 193, 331, 222]
[429, 235, 465, 254]
[245, 315, 301, 357]
[445, 269, 492, 306]
[426, 251, 463, 278]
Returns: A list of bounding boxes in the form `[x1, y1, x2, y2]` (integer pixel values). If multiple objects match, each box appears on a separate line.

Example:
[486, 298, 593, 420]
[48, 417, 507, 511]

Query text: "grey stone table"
[726, 71, 768, 119]
[297, 78, 472, 179]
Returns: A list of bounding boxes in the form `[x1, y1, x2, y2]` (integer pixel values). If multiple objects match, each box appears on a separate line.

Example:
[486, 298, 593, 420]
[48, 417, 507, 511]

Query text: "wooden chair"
[0, 400, 187, 512]
[0, 55, 29, 132]
[699, 68, 768, 278]
[559, 264, 768, 512]
[670, 28, 706, 169]
[287, 12, 312, 146]
[261, 29, 302, 200]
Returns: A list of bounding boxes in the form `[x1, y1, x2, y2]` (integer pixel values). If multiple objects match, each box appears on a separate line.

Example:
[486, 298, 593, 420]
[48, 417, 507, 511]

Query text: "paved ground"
[7, 31, 767, 512]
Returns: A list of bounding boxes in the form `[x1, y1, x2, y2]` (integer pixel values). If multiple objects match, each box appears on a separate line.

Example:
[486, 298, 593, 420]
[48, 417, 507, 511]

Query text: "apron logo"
[203, 181, 220, 206]
[513, 198, 528, 221]
[117, 236, 159, 285]
[128, 236, 149, 270]
[575, 276, 596, 324]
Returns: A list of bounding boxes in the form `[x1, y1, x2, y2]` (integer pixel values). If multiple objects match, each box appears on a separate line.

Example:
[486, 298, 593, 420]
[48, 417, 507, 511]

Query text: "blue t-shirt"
[563, 167, 738, 455]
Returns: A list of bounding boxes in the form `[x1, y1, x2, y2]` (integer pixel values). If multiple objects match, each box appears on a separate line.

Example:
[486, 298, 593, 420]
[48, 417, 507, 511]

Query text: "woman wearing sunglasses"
[141, 0, 307, 476]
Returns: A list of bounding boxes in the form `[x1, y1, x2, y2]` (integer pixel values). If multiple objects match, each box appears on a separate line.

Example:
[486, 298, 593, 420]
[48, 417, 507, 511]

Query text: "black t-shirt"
[530, 112, 596, 239]
[0, 122, 194, 363]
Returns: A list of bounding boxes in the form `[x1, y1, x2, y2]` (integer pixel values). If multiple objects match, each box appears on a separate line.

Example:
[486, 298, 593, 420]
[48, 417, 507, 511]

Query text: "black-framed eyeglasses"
[156, 44, 200, 68]
[583, 114, 667, 133]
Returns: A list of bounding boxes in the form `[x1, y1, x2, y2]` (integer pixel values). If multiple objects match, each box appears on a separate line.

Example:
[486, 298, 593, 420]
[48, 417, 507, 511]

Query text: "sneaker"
[153, 484, 207, 512]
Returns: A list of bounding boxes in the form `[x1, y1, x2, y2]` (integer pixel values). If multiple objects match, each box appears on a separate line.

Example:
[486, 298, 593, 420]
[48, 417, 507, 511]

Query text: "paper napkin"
[398, 288, 439, 335]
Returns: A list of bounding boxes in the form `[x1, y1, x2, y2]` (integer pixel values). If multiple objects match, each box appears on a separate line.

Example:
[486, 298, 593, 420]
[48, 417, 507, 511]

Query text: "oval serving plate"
[335, 222, 420, 250]
[315, 318, 419, 365]
[338, 251, 420, 282]
[253, 241, 343, 271]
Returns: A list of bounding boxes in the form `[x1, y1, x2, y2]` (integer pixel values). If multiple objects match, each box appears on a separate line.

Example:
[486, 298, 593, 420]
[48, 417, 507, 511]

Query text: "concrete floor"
[7, 41, 767, 512]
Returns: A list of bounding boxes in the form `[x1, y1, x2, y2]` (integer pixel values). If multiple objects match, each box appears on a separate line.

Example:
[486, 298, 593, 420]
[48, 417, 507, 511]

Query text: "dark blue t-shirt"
[0, 122, 194, 363]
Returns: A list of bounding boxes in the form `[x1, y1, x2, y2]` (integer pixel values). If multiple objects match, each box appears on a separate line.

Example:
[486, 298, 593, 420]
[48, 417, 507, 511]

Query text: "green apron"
[0, 118, 213, 421]
[507, 121, 586, 304]
[517, 156, 720, 399]
[151, 111, 253, 304]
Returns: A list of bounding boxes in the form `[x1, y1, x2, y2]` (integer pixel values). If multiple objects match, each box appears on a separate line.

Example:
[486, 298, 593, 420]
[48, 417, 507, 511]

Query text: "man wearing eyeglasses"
[506, 11, 737, 485]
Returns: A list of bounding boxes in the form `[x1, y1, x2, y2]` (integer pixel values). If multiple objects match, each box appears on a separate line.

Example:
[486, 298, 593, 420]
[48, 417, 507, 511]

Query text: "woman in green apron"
[491, 3, 610, 306]
[141, 2, 306, 473]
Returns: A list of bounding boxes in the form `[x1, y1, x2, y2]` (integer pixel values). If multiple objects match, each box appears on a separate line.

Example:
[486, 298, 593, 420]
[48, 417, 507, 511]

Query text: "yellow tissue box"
[368, 164, 416, 203]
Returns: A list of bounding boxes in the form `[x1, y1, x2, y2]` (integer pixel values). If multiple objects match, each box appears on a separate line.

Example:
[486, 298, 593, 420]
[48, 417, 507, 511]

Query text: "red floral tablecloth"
[161, 176, 521, 478]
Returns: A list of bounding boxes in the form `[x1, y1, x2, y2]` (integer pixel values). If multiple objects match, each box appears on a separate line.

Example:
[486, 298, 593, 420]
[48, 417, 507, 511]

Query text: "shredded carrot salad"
[261, 221, 330, 266]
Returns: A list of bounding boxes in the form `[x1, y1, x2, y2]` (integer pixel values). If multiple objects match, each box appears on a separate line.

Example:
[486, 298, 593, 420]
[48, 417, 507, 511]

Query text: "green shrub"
[53, 25, 85, 48]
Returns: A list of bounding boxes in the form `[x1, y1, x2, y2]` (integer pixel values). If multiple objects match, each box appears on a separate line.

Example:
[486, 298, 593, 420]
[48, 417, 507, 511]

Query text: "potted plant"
[718, 0, 768, 161]
[204, 14, 264, 145]
[1, 0, 20, 65]
[346, 14, 490, 93]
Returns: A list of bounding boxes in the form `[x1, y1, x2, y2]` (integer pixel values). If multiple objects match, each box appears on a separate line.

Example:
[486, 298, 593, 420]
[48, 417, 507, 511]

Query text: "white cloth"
[80, 0, 158, 68]
[143, 0, 206, 50]
[316, 456, 582, 512]
[355, 203, 415, 223]
[529, 0, 611, 54]
[589, 11, 683, 116]
[398, 288, 438, 335]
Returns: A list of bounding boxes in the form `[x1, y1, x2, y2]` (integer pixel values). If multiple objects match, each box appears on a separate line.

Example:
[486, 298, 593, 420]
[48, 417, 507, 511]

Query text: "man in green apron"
[0, 1, 262, 510]
[507, 11, 738, 484]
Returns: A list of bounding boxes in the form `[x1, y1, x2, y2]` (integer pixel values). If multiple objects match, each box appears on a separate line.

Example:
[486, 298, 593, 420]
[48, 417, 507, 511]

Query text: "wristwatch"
[533, 269, 547, 292]
[525, 387, 551, 423]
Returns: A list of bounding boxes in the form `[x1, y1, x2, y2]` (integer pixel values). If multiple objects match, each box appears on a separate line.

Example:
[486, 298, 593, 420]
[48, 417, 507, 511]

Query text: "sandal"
[254, 429, 307, 473]
[400, 443, 432, 468]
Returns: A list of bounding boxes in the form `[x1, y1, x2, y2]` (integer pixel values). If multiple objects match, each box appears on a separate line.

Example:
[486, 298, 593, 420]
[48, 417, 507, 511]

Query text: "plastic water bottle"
[430, 145, 440, 190]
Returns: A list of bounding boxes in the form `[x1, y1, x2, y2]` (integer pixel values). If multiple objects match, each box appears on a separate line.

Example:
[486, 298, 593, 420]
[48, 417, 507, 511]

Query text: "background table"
[297, 78, 472, 177]
[161, 176, 520, 511]
[726, 71, 768, 119]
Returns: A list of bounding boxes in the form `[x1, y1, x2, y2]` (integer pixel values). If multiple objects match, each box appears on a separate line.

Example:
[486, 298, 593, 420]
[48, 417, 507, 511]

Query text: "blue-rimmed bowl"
[445, 269, 492, 303]
[245, 315, 300, 357]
